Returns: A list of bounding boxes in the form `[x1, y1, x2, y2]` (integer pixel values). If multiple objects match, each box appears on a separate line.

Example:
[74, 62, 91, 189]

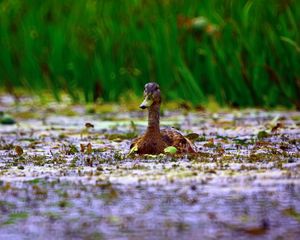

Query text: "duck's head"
[140, 82, 161, 109]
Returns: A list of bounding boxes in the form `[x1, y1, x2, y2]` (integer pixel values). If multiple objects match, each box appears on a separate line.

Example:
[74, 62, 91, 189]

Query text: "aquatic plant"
[0, 0, 299, 107]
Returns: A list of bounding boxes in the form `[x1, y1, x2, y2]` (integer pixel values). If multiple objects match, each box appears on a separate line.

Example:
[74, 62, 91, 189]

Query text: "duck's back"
[161, 127, 196, 153]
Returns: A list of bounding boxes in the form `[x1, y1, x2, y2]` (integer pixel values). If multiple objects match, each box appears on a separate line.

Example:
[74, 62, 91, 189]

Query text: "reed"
[0, 0, 299, 107]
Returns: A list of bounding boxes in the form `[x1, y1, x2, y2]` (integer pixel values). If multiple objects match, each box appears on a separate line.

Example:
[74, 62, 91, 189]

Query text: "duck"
[130, 82, 196, 155]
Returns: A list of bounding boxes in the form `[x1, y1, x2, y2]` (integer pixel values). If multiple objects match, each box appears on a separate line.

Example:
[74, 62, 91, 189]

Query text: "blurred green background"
[0, 0, 299, 108]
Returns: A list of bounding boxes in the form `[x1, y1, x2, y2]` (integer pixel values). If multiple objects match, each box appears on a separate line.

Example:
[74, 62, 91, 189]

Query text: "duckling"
[130, 82, 196, 155]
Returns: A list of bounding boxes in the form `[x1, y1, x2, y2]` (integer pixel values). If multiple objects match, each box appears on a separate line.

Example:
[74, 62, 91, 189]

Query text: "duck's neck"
[146, 104, 160, 134]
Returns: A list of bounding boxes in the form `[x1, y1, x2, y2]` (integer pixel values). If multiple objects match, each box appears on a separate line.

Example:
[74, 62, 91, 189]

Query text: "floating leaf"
[105, 133, 137, 141]
[164, 146, 177, 154]
[241, 220, 269, 235]
[204, 139, 215, 148]
[257, 131, 269, 139]
[283, 207, 300, 222]
[15, 146, 24, 156]
[5, 212, 29, 225]
[233, 138, 248, 145]
[65, 144, 79, 155]
[80, 144, 85, 153]
[86, 143, 93, 154]
[0, 114, 16, 125]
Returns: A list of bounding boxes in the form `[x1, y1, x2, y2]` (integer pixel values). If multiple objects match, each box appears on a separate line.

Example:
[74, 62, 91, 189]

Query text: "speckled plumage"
[130, 83, 196, 155]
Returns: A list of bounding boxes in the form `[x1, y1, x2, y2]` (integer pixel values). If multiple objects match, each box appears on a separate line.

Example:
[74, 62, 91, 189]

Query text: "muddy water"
[0, 95, 300, 239]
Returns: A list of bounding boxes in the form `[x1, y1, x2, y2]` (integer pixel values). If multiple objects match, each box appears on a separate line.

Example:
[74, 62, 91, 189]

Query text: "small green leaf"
[0, 114, 16, 125]
[164, 146, 177, 154]
[4, 212, 28, 225]
[283, 207, 300, 222]
[257, 130, 269, 139]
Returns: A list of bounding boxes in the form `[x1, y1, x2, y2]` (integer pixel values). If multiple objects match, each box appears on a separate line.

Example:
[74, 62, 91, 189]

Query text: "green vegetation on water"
[0, 0, 299, 107]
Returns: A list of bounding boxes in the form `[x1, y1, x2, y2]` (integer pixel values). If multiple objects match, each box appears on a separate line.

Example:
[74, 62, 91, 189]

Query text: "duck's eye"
[144, 92, 152, 98]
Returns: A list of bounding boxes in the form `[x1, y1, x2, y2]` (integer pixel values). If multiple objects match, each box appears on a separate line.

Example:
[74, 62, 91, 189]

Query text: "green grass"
[0, 0, 299, 107]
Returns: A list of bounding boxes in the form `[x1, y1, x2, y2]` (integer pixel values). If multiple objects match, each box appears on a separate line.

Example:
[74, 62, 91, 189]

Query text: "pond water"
[1, 95, 300, 239]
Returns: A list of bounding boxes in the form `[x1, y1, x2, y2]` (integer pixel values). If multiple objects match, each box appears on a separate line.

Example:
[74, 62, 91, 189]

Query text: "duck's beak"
[139, 95, 153, 109]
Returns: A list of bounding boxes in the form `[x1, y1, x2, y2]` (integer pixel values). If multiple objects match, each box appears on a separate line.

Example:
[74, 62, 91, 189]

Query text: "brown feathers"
[130, 82, 196, 155]
[131, 128, 195, 155]
[161, 128, 196, 154]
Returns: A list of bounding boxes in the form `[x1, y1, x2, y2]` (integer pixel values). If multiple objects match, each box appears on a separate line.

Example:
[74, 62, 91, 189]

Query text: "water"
[1, 95, 300, 239]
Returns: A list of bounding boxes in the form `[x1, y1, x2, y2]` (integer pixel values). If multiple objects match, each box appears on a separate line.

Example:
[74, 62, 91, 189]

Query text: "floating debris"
[0, 95, 299, 239]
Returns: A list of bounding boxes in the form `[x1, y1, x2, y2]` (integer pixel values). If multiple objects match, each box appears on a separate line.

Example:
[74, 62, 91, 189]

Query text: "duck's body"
[131, 128, 195, 154]
[130, 82, 195, 155]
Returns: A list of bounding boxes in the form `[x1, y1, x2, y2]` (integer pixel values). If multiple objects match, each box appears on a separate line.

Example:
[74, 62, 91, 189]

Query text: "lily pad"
[257, 130, 269, 139]
[164, 146, 177, 154]
[0, 114, 16, 125]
